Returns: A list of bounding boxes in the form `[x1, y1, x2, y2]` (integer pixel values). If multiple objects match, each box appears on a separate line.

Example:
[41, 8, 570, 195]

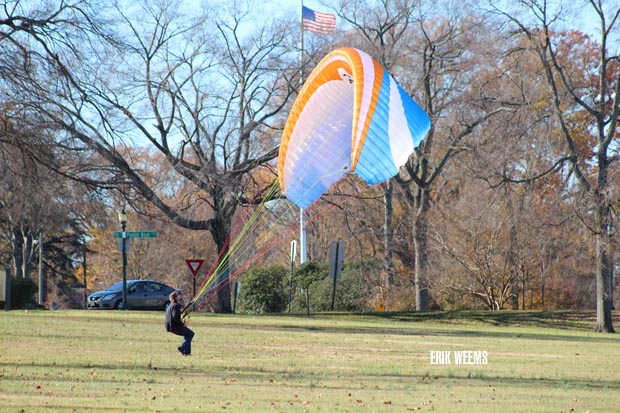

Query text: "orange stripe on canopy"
[278, 48, 431, 209]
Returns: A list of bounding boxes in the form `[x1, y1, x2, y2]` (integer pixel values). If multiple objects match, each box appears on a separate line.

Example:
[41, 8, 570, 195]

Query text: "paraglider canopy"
[278, 47, 431, 209]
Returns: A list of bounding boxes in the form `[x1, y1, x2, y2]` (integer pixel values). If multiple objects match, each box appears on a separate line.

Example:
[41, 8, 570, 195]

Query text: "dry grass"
[1, 310, 619, 412]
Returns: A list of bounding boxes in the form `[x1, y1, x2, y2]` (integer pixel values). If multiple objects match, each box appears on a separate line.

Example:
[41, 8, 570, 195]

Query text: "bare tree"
[493, 0, 619, 332]
[334, 0, 419, 297]
[0, 111, 95, 298]
[0, 141, 44, 280]
[1, 0, 299, 312]
[333, 0, 513, 310]
[434, 204, 515, 310]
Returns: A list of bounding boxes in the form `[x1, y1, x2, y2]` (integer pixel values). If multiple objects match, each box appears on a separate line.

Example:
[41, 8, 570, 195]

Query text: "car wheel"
[114, 300, 122, 310]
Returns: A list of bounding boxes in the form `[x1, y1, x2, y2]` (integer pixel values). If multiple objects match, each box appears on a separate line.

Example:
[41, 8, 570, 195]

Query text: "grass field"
[1, 310, 619, 412]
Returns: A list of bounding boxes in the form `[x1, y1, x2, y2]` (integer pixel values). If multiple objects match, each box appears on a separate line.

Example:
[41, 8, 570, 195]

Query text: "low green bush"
[238, 264, 288, 313]
[240, 259, 381, 314]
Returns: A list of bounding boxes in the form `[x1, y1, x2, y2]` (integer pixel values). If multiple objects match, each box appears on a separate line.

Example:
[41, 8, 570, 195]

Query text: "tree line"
[0, 0, 618, 332]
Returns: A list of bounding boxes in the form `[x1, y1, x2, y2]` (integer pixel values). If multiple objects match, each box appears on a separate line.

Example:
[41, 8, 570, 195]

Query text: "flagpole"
[299, 1, 307, 264]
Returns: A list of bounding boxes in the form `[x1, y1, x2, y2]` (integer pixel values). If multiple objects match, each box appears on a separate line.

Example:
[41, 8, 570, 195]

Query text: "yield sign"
[185, 259, 205, 278]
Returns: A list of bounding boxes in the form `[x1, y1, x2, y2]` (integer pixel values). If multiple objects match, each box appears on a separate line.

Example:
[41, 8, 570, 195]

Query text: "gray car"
[87, 280, 182, 310]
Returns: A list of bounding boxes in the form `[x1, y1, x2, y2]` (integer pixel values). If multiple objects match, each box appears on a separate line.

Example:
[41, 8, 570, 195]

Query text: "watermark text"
[430, 350, 488, 365]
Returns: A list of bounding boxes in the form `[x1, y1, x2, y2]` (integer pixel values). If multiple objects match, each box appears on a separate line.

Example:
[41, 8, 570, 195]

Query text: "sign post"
[185, 259, 205, 297]
[329, 241, 345, 311]
[288, 240, 297, 313]
[232, 281, 241, 314]
[113, 227, 156, 309]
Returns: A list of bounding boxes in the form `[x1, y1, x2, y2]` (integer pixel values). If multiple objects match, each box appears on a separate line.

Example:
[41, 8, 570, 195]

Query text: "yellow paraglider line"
[188, 46, 434, 313]
[185, 136, 360, 315]
[188, 182, 282, 308]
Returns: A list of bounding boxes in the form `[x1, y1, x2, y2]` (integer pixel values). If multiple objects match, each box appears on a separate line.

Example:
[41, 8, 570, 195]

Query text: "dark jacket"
[165, 302, 184, 335]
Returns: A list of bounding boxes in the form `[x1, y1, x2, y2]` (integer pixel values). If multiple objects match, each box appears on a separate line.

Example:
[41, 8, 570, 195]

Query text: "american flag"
[302, 5, 336, 34]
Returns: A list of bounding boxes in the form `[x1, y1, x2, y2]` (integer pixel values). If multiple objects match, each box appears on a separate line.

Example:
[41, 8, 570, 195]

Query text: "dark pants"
[178, 326, 194, 355]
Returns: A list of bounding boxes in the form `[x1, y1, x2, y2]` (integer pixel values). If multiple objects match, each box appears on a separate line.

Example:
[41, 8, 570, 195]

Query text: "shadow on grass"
[341, 310, 602, 329]
[206, 364, 620, 391]
[5, 360, 619, 391]
[0, 359, 182, 372]
[414, 371, 620, 390]
[213, 310, 618, 343]
[264, 323, 617, 344]
[266, 309, 619, 330]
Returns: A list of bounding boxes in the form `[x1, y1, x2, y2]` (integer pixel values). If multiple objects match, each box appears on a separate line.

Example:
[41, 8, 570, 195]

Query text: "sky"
[271, 0, 336, 13]
[249, 0, 341, 26]
[182, 0, 615, 43]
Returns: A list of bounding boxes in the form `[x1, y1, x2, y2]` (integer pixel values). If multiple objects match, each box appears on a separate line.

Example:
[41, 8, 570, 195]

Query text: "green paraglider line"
[183, 180, 347, 316]
[183, 108, 370, 317]
[184, 182, 285, 314]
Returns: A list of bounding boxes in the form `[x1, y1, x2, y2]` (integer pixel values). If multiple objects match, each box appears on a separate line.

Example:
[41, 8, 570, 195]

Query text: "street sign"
[329, 241, 346, 279]
[290, 240, 297, 264]
[113, 231, 157, 238]
[186, 259, 205, 278]
[329, 241, 346, 311]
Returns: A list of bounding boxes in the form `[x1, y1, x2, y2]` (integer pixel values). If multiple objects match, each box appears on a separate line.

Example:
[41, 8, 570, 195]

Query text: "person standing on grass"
[165, 291, 194, 356]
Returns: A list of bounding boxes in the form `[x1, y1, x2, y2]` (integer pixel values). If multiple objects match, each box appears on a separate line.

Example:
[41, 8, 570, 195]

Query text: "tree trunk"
[11, 228, 37, 280]
[521, 270, 526, 311]
[508, 196, 520, 310]
[210, 196, 234, 314]
[594, 148, 615, 332]
[12, 228, 24, 279]
[383, 180, 395, 288]
[595, 240, 614, 332]
[215, 260, 232, 314]
[540, 261, 545, 310]
[595, 200, 615, 332]
[413, 186, 430, 311]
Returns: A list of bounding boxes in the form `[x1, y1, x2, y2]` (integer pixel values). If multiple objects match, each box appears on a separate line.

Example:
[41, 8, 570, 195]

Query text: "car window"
[147, 282, 164, 293]
[107, 282, 124, 292]
[130, 283, 146, 293]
